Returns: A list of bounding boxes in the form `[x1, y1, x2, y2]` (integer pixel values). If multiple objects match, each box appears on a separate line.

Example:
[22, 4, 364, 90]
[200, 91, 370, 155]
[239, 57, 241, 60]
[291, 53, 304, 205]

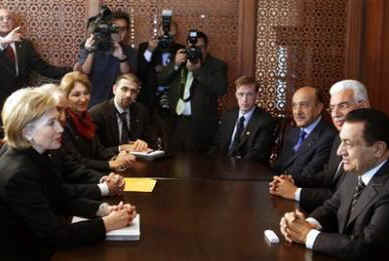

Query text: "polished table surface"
[53, 155, 336, 261]
[128, 153, 276, 181]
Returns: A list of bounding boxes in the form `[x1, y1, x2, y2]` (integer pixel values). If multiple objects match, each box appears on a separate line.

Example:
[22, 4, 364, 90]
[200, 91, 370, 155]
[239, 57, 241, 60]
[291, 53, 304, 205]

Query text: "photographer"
[77, 9, 137, 107]
[137, 20, 184, 109]
[158, 30, 228, 152]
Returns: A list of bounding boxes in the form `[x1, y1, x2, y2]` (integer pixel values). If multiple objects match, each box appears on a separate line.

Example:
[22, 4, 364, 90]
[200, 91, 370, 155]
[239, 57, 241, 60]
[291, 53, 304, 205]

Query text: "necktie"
[293, 130, 306, 152]
[119, 112, 129, 145]
[4, 45, 15, 63]
[350, 177, 366, 214]
[234, 116, 245, 144]
[229, 116, 245, 156]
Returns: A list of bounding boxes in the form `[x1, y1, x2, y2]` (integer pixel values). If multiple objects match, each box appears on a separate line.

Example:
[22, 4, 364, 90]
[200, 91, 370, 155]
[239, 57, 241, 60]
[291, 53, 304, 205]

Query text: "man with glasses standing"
[77, 11, 137, 107]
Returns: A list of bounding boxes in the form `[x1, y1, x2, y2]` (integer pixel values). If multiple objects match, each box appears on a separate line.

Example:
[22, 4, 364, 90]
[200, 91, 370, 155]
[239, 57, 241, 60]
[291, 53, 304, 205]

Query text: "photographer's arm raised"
[112, 42, 130, 74]
[80, 35, 95, 74]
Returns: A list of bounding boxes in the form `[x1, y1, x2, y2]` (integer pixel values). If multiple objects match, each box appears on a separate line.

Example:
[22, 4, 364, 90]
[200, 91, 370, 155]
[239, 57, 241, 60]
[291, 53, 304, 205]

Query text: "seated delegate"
[59, 71, 135, 172]
[0, 87, 136, 260]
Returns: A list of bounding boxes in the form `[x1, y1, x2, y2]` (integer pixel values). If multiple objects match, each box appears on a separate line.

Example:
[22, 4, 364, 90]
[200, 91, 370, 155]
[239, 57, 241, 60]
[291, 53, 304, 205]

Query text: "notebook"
[72, 214, 140, 241]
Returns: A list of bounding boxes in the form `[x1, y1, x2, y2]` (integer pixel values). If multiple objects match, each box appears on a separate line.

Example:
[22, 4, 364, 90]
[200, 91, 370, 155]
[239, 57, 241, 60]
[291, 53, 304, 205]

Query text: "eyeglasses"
[327, 101, 355, 113]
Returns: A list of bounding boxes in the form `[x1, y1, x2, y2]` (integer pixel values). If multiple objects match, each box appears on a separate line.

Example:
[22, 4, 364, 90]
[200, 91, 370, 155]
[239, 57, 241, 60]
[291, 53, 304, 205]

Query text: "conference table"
[53, 153, 336, 261]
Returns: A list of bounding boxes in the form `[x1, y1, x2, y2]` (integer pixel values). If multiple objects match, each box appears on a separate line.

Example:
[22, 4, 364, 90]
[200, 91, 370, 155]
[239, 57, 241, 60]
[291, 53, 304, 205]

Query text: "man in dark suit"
[137, 22, 184, 151]
[158, 30, 228, 153]
[137, 21, 184, 109]
[270, 80, 370, 212]
[0, 8, 70, 110]
[212, 75, 276, 163]
[272, 86, 336, 184]
[89, 73, 152, 152]
[280, 109, 389, 260]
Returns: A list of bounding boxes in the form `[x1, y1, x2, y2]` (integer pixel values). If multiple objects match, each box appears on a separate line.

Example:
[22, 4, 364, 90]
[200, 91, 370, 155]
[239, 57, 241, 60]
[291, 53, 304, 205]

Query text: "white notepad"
[72, 214, 140, 241]
[130, 150, 165, 160]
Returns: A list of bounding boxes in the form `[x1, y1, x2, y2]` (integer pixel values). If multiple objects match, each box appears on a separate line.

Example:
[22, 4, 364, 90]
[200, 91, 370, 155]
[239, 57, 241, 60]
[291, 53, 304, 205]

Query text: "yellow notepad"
[124, 178, 157, 192]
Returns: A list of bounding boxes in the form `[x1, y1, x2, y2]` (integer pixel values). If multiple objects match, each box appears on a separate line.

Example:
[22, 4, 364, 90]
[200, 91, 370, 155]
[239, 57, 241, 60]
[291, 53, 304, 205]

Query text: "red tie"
[4, 45, 15, 63]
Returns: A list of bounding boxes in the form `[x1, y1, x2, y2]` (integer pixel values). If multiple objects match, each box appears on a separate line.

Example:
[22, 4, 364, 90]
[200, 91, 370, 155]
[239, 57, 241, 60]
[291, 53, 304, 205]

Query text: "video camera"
[157, 9, 174, 49]
[88, 5, 119, 53]
[185, 30, 203, 64]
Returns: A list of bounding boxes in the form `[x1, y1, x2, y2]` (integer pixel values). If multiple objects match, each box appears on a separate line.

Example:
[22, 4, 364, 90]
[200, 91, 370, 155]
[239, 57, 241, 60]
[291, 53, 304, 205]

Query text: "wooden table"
[53, 155, 336, 261]
[128, 153, 275, 181]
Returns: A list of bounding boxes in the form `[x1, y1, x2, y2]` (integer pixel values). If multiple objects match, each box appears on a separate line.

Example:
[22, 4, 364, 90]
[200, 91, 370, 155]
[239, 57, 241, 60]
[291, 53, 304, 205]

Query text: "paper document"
[72, 214, 140, 241]
[124, 178, 157, 192]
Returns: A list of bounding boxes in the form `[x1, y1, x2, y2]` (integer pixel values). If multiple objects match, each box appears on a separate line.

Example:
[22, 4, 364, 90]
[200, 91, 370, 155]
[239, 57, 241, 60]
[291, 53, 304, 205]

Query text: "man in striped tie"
[279, 108, 389, 260]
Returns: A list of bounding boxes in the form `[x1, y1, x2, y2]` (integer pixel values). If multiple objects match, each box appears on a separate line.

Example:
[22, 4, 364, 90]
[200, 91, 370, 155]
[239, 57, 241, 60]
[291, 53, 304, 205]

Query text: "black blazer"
[0, 148, 105, 260]
[310, 161, 389, 260]
[137, 41, 184, 107]
[89, 99, 153, 148]
[0, 39, 69, 109]
[62, 114, 118, 172]
[212, 107, 276, 163]
[273, 118, 336, 184]
[1, 144, 104, 200]
[158, 54, 228, 148]
[299, 136, 347, 212]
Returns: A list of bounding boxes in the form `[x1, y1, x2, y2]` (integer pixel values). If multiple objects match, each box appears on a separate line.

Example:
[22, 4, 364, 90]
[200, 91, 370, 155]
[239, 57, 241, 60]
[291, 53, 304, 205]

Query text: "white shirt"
[228, 107, 256, 150]
[304, 159, 388, 249]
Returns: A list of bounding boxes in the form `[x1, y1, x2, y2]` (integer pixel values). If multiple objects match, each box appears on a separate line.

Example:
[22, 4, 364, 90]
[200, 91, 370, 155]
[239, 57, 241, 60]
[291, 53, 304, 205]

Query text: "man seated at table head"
[280, 108, 389, 260]
[89, 73, 152, 153]
[211, 75, 276, 162]
[272, 86, 336, 184]
[270, 80, 370, 211]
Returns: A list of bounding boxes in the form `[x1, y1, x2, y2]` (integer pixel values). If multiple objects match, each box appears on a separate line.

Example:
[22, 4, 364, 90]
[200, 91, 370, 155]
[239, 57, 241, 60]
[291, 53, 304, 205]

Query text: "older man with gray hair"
[270, 79, 370, 212]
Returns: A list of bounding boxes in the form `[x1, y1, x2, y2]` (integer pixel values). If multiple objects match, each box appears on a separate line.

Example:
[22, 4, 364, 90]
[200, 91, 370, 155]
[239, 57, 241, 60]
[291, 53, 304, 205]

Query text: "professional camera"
[185, 30, 202, 63]
[157, 9, 173, 49]
[88, 5, 119, 53]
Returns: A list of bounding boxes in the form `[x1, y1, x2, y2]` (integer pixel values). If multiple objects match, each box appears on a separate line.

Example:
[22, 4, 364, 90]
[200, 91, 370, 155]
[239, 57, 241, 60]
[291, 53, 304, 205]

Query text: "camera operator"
[137, 19, 184, 151]
[158, 30, 228, 153]
[77, 10, 137, 107]
[137, 20, 184, 109]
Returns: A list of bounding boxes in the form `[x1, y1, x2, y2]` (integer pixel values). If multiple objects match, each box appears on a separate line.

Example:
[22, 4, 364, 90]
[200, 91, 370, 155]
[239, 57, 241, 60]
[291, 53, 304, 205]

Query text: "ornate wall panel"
[1, 0, 88, 85]
[256, 0, 347, 116]
[2, 0, 239, 109]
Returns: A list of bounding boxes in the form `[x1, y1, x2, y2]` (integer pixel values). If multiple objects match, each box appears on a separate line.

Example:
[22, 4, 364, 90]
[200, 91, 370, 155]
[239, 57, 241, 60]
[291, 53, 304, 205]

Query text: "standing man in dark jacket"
[0, 8, 70, 110]
[158, 30, 228, 152]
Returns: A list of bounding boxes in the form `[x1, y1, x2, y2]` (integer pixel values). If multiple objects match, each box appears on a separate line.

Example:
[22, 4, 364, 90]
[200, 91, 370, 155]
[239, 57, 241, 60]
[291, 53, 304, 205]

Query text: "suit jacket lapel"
[223, 109, 239, 152]
[284, 119, 324, 167]
[237, 108, 260, 148]
[0, 48, 17, 75]
[109, 100, 120, 145]
[15, 42, 23, 76]
[345, 165, 389, 229]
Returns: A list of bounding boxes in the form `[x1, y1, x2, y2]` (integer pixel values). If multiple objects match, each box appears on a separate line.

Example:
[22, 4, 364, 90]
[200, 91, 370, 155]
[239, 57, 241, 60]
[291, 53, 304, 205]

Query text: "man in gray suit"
[280, 108, 389, 260]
